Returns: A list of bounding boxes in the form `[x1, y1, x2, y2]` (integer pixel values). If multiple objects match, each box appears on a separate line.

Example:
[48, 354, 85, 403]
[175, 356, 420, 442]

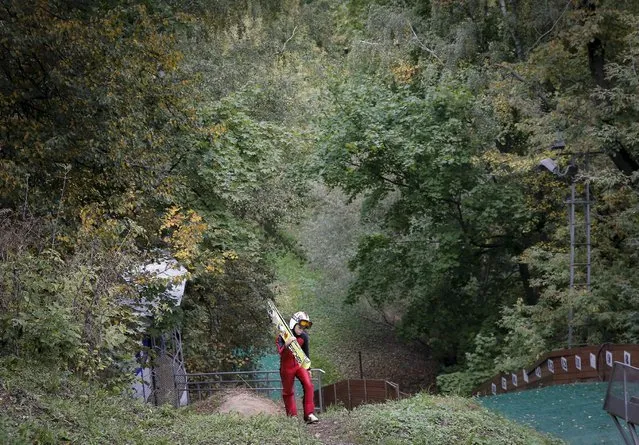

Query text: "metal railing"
[603, 362, 639, 445]
[174, 368, 325, 412]
[317, 378, 403, 410]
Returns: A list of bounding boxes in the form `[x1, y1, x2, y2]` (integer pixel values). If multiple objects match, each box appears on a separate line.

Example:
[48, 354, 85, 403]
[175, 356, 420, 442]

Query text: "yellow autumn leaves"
[160, 206, 238, 274]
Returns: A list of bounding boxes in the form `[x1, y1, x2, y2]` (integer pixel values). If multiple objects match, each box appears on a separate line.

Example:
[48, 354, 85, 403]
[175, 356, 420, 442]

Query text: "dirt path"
[191, 389, 356, 444]
[308, 417, 356, 445]
[191, 388, 281, 416]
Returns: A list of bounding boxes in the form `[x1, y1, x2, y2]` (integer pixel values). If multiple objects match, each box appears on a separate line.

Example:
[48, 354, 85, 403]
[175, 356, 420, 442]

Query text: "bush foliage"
[0, 0, 313, 375]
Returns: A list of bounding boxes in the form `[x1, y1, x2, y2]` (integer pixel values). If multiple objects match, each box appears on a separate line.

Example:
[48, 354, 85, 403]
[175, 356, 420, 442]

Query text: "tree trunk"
[498, 0, 524, 60]
[518, 263, 538, 305]
[584, 5, 639, 174]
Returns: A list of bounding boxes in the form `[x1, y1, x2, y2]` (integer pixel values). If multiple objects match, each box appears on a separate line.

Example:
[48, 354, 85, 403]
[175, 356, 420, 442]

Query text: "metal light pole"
[538, 141, 593, 349]
[567, 167, 592, 348]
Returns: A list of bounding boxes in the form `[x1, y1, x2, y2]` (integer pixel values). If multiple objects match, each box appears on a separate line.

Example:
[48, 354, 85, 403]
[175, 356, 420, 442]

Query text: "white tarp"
[125, 258, 189, 318]
[130, 258, 189, 406]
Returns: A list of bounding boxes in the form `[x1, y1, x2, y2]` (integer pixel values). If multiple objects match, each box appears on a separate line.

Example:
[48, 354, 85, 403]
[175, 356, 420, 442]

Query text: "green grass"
[270, 250, 437, 393]
[0, 358, 319, 445]
[1, 358, 565, 444]
[271, 252, 347, 384]
[331, 392, 565, 445]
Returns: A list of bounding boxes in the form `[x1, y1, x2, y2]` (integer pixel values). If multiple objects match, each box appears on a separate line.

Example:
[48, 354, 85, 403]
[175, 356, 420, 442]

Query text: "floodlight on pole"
[536, 146, 591, 350]
[537, 158, 578, 178]
[538, 158, 559, 174]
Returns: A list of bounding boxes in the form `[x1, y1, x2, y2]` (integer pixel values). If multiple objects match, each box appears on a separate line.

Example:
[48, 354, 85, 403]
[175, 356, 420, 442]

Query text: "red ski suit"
[277, 332, 315, 417]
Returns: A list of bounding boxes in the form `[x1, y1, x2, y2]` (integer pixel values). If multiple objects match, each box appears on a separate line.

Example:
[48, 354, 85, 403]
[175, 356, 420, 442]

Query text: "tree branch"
[347, 158, 408, 188]
[494, 63, 552, 110]
[526, 0, 572, 55]
[408, 23, 443, 64]
[278, 25, 298, 55]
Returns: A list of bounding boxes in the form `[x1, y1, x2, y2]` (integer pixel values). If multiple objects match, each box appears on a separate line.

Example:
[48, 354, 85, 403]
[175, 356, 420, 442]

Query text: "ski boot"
[305, 413, 319, 424]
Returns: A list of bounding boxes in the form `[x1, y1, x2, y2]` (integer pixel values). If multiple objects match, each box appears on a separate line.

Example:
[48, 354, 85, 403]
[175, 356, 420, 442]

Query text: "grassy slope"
[272, 252, 348, 384]
[276, 185, 438, 392]
[272, 251, 436, 392]
[338, 393, 564, 445]
[0, 358, 562, 445]
[0, 359, 318, 445]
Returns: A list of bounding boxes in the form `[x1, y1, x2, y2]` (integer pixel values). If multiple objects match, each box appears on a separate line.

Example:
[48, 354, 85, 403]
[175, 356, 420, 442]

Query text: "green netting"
[257, 353, 280, 372]
[256, 354, 283, 401]
[478, 383, 621, 444]
[257, 354, 308, 403]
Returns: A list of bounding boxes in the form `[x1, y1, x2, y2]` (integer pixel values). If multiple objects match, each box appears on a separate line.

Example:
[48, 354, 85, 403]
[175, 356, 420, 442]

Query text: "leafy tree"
[317, 71, 537, 362]
[0, 0, 316, 375]
[316, 0, 639, 377]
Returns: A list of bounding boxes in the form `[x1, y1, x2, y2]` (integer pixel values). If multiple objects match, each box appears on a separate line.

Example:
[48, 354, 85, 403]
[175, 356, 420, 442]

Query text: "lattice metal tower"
[539, 142, 595, 349]
[567, 154, 592, 349]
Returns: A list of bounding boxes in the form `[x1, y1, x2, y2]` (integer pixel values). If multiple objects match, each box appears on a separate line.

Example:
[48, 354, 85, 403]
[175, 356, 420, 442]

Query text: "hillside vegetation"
[2, 0, 639, 442]
[0, 359, 561, 445]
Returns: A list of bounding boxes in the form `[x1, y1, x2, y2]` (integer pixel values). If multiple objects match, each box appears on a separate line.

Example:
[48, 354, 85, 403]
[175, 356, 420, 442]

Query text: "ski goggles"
[299, 319, 312, 329]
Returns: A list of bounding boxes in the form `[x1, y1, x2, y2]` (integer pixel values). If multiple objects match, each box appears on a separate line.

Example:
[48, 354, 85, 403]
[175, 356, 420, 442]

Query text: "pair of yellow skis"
[267, 300, 311, 370]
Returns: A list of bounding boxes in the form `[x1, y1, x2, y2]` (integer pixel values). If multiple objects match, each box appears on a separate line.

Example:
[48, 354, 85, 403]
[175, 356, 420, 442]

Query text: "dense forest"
[2, 0, 639, 396]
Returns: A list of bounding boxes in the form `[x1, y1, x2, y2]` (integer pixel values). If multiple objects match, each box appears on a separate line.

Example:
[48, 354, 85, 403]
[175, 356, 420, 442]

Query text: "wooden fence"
[315, 379, 403, 410]
[474, 344, 639, 396]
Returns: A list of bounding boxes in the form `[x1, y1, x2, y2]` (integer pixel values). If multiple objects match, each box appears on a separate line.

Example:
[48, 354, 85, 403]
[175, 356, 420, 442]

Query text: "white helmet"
[289, 311, 312, 330]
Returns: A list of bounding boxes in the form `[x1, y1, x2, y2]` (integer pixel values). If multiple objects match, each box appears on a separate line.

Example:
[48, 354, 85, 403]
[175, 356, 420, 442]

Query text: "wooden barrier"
[473, 344, 639, 396]
[315, 379, 402, 411]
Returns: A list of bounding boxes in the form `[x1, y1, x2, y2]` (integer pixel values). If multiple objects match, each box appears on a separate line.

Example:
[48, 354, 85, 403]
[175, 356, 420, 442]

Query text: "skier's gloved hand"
[284, 336, 295, 347]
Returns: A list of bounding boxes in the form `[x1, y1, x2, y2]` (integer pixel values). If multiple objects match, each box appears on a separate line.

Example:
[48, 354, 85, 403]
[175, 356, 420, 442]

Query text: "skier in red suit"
[277, 311, 319, 424]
